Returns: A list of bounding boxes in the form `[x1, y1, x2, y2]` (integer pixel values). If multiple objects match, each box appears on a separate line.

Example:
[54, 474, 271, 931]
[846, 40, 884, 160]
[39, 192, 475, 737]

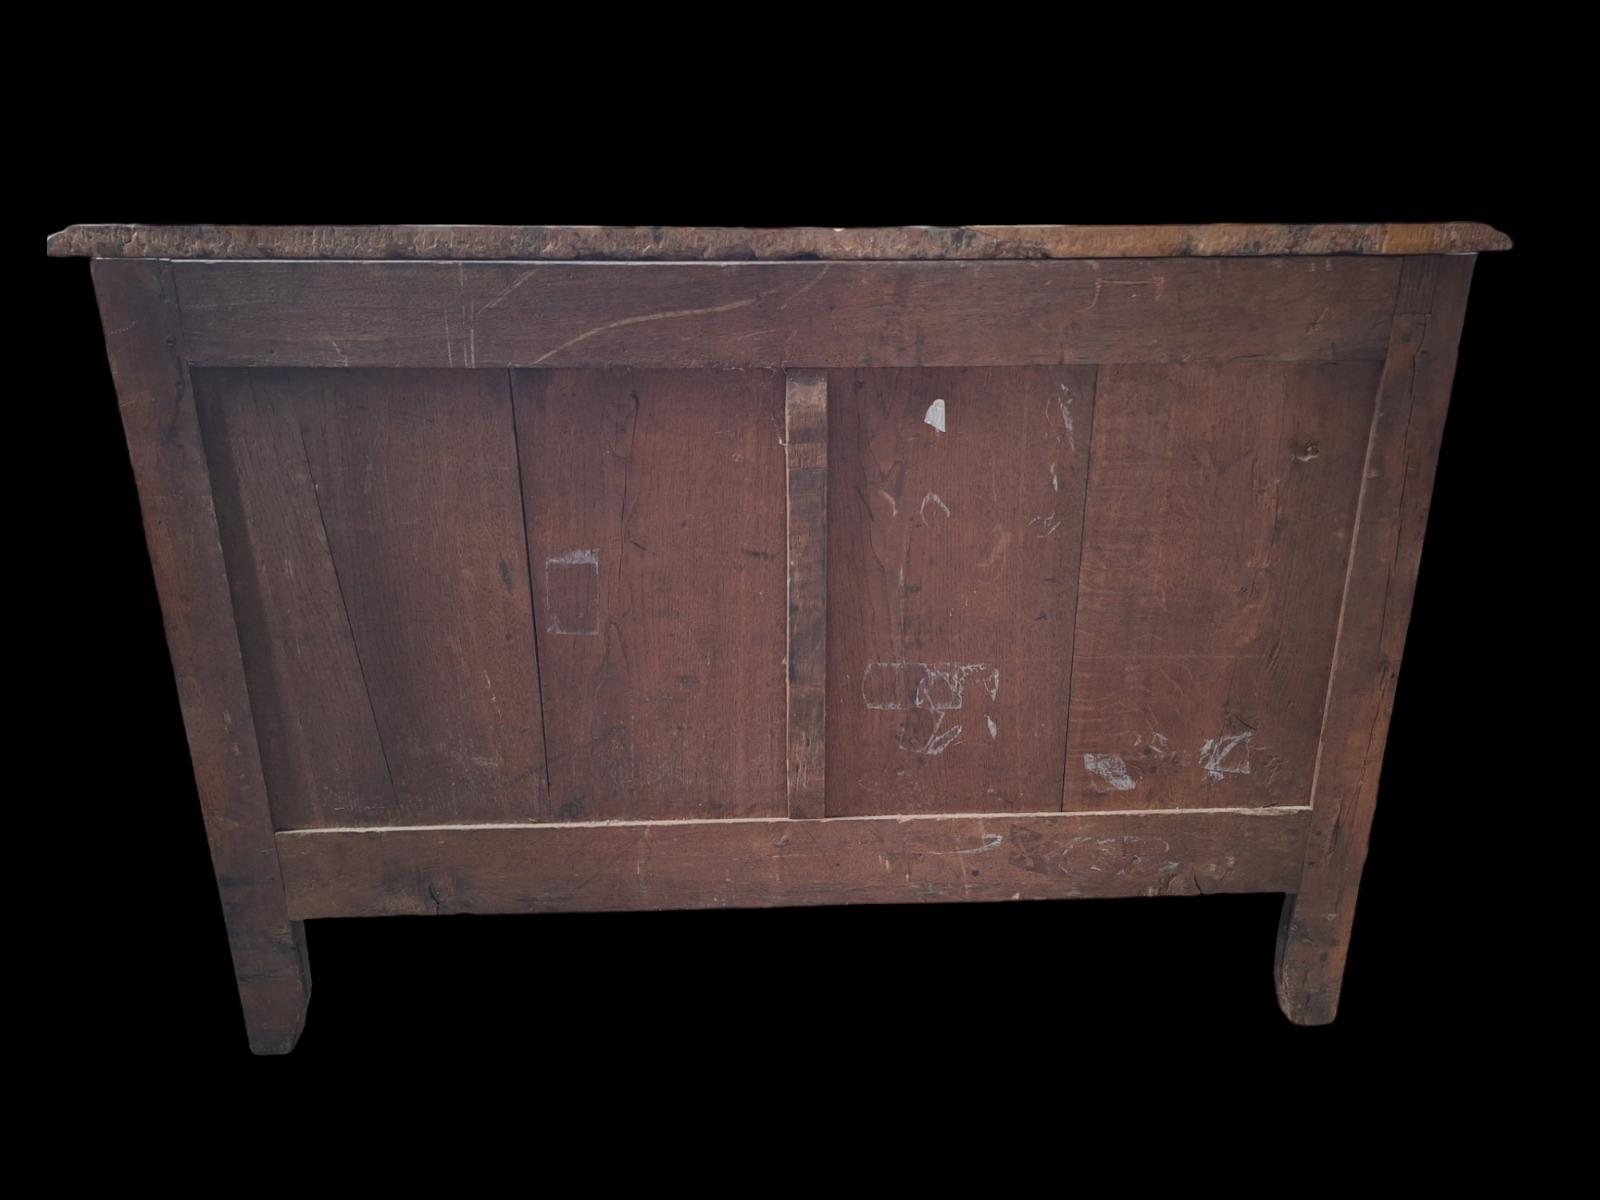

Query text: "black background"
[30, 100, 1545, 1088]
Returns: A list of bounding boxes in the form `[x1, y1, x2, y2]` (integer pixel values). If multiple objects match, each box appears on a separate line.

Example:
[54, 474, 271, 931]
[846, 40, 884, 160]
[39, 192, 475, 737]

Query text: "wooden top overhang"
[47, 222, 1512, 261]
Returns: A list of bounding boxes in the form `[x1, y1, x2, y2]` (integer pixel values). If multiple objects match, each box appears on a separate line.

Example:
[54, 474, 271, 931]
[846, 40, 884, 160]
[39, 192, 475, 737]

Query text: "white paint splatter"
[863, 662, 1000, 756]
[924, 398, 947, 433]
[1084, 753, 1136, 791]
[1199, 731, 1254, 780]
[923, 717, 964, 756]
[958, 832, 1004, 854]
[1058, 384, 1076, 451]
[862, 662, 1000, 711]
[986, 716, 999, 739]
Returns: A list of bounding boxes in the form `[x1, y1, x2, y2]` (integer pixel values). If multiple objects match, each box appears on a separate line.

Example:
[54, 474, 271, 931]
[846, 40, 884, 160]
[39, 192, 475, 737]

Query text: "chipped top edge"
[45, 222, 1514, 261]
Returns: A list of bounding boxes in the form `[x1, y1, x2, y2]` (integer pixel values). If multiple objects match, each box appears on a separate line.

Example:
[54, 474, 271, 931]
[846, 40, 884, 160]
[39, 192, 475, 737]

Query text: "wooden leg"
[1274, 893, 1346, 1026]
[226, 913, 312, 1054]
[93, 259, 313, 1055]
[1273, 257, 1478, 1028]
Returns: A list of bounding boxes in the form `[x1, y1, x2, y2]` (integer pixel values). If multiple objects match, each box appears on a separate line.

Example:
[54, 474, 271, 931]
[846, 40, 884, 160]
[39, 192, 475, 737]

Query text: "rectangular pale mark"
[546, 549, 600, 636]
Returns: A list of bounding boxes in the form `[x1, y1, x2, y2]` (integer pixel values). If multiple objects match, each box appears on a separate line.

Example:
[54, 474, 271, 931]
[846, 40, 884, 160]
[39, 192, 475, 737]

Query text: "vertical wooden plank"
[785, 370, 828, 819]
[93, 260, 310, 1054]
[1064, 360, 1380, 811]
[513, 368, 787, 821]
[1277, 256, 1477, 1024]
[194, 369, 398, 828]
[827, 367, 1095, 815]
[259, 368, 551, 824]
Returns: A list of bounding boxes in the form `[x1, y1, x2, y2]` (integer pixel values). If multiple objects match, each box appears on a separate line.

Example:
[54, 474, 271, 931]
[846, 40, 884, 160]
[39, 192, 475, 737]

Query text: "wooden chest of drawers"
[49, 222, 1509, 1052]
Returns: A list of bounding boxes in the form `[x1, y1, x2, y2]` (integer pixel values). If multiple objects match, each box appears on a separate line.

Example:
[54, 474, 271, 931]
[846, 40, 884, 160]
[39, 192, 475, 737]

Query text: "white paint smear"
[1084, 753, 1136, 791]
[924, 398, 946, 433]
[923, 720, 963, 755]
[986, 716, 999, 739]
[1199, 731, 1254, 780]
[862, 662, 1000, 712]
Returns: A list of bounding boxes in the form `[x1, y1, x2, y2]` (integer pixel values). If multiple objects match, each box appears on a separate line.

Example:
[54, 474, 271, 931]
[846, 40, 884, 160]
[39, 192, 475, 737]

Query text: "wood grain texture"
[827, 368, 1096, 815]
[277, 808, 1311, 918]
[1276, 256, 1477, 1025]
[49, 222, 1513, 260]
[92, 261, 310, 1054]
[512, 368, 787, 821]
[1064, 361, 1381, 812]
[785, 370, 828, 818]
[194, 369, 396, 828]
[232, 368, 550, 824]
[69, 225, 1500, 1045]
[170, 259, 1403, 369]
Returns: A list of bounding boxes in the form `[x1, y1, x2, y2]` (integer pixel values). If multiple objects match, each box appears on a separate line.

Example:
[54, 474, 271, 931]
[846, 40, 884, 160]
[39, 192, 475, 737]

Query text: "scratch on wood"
[475, 269, 537, 315]
[918, 491, 951, 523]
[776, 263, 833, 311]
[532, 298, 759, 364]
[1057, 383, 1076, 451]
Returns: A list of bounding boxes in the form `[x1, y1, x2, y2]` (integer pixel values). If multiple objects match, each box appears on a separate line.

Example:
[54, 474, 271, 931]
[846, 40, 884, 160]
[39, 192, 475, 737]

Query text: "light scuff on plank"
[48, 222, 1512, 260]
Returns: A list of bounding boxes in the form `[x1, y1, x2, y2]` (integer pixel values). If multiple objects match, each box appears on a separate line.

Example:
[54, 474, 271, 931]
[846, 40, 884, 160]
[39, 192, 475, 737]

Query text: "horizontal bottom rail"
[278, 808, 1309, 919]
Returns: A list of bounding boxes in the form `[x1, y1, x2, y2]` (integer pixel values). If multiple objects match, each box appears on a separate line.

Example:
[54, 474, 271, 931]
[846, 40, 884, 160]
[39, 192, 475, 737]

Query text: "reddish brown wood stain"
[61, 225, 1506, 1051]
[827, 367, 1094, 815]
[513, 368, 787, 821]
[1065, 361, 1380, 811]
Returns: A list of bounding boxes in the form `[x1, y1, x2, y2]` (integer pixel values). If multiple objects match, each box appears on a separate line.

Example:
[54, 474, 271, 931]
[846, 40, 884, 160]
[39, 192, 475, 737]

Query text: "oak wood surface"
[276, 808, 1311, 918]
[93, 261, 311, 1053]
[1064, 361, 1381, 811]
[785, 370, 828, 818]
[169, 259, 1403, 368]
[49, 222, 1513, 260]
[512, 368, 787, 821]
[200, 367, 551, 826]
[71, 224, 1497, 1048]
[826, 367, 1095, 815]
[195, 368, 399, 827]
[1275, 256, 1477, 1024]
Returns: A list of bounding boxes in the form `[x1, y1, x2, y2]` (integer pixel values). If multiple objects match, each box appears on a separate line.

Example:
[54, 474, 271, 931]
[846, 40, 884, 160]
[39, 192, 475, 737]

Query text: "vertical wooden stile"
[785, 370, 828, 819]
